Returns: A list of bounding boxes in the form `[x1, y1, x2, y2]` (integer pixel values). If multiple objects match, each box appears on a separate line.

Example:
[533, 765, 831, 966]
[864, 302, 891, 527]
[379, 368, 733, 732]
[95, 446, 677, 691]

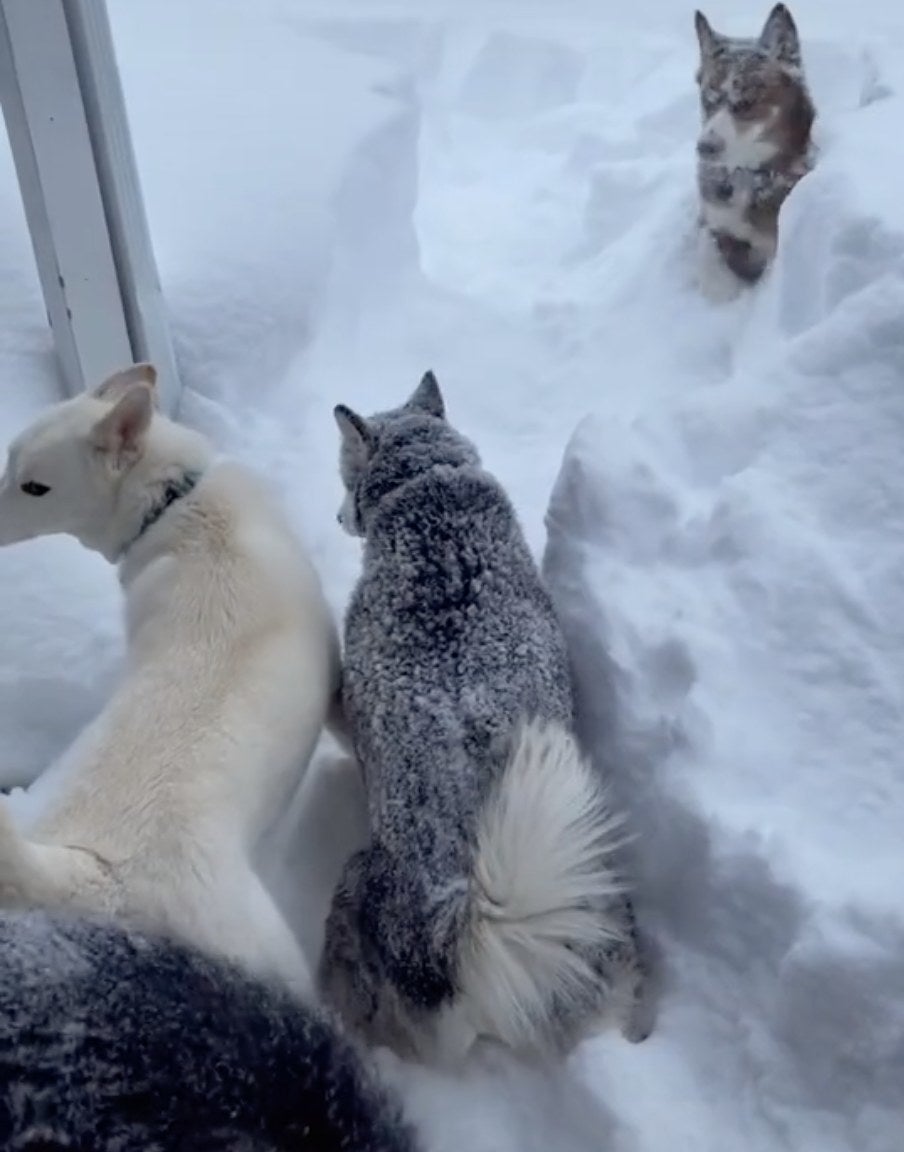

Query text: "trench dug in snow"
[0, 4, 901, 1151]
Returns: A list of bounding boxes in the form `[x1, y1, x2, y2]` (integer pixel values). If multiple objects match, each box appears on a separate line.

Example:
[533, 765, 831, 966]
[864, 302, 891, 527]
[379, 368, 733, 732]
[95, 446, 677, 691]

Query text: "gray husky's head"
[332, 371, 479, 537]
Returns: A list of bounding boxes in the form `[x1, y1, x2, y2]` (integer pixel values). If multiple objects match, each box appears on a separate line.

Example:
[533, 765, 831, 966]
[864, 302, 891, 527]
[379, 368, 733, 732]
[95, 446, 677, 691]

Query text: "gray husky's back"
[0, 910, 418, 1152]
[320, 374, 651, 1061]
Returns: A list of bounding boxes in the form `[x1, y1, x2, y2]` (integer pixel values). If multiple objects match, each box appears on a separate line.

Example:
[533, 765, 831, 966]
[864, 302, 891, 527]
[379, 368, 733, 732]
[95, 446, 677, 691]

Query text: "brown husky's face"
[694, 4, 813, 170]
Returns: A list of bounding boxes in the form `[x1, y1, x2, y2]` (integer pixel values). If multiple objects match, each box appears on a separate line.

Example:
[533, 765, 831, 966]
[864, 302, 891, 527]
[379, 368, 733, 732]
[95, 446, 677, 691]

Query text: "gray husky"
[319, 372, 651, 1063]
[0, 910, 418, 1151]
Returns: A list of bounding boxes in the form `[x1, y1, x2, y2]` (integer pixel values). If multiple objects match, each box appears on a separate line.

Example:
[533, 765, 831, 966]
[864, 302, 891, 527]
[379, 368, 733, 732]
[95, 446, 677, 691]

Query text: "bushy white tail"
[457, 719, 631, 1054]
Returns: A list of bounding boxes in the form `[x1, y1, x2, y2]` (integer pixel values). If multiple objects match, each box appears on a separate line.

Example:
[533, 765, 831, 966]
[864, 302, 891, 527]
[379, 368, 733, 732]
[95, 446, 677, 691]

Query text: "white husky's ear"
[404, 370, 445, 420]
[93, 362, 158, 403]
[334, 404, 374, 462]
[90, 382, 154, 465]
[759, 3, 802, 68]
[694, 10, 722, 57]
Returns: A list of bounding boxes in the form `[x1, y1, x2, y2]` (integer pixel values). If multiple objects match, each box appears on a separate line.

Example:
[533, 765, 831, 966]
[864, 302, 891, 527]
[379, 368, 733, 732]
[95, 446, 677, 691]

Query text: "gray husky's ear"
[93, 362, 158, 403]
[404, 370, 445, 420]
[759, 3, 801, 68]
[334, 404, 374, 460]
[694, 10, 721, 57]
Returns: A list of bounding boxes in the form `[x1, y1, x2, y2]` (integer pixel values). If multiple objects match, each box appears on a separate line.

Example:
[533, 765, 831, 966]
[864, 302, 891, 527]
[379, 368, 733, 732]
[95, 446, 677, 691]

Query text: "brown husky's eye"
[733, 97, 755, 115]
[20, 480, 50, 497]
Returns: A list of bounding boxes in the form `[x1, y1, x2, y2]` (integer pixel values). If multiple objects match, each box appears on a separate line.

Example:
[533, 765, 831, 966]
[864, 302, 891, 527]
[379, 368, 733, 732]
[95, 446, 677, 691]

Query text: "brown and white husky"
[693, 4, 816, 299]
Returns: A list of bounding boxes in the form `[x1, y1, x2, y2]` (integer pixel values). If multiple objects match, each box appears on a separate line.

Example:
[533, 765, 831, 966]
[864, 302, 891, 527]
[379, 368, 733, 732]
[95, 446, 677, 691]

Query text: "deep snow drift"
[0, 1, 902, 1149]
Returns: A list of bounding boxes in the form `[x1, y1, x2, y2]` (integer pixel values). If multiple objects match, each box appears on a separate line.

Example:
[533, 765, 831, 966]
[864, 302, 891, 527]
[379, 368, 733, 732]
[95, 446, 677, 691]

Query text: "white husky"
[0, 364, 340, 998]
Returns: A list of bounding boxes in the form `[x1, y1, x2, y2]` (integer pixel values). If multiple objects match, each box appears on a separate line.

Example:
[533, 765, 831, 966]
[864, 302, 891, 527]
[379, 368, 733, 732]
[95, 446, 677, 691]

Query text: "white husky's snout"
[0, 477, 26, 546]
[0, 470, 56, 546]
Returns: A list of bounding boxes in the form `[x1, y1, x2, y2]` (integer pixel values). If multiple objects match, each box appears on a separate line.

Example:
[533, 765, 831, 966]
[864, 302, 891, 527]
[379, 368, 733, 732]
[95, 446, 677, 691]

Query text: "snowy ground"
[0, 0, 902, 1149]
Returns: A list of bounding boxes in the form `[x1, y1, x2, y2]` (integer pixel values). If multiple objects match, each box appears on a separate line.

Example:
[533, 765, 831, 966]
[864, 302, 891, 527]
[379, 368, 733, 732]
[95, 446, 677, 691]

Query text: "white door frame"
[0, 0, 180, 413]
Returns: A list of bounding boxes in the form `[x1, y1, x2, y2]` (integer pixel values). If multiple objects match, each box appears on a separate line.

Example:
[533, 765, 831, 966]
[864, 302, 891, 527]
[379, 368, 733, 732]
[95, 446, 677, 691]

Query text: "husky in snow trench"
[0, 363, 341, 998]
[693, 3, 815, 297]
[320, 370, 654, 1063]
[0, 910, 419, 1151]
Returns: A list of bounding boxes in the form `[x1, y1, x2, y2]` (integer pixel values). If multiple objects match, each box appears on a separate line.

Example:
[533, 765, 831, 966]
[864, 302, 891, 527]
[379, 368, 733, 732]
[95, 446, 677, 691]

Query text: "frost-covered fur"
[0, 364, 340, 998]
[320, 372, 652, 1062]
[694, 4, 815, 298]
[0, 910, 418, 1152]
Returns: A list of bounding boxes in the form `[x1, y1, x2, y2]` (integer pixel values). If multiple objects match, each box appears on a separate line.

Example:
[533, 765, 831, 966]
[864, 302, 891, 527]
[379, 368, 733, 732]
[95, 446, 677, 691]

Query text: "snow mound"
[543, 45, 904, 1152]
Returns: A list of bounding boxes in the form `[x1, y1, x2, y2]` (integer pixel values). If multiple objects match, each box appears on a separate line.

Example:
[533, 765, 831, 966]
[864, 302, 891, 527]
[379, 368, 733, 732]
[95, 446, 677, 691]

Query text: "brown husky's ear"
[404, 370, 445, 420]
[333, 404, 374, 463]
[759, 3, 802, 68]
[694, 10, 720, 57]
[93, 362, 158, 403]
[90, 382, 154, 465]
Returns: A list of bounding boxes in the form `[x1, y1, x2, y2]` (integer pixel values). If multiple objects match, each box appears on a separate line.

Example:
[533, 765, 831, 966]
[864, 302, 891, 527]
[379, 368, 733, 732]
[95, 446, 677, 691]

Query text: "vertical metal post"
[0, 0, 180, 412]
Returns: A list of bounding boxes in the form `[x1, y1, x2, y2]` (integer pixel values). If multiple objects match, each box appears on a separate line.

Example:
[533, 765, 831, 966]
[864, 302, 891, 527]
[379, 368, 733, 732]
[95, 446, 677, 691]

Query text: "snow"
[0, 0, 902, 1149]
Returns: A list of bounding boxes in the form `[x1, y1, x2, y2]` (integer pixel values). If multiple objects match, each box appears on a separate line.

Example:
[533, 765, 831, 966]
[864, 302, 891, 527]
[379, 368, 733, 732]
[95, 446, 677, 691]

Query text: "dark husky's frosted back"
[0, 910, 418, 1152]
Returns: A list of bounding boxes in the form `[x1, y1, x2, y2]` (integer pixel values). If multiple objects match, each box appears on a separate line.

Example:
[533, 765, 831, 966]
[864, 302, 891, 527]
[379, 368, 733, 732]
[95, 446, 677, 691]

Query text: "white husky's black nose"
[697, 136, 724, 159]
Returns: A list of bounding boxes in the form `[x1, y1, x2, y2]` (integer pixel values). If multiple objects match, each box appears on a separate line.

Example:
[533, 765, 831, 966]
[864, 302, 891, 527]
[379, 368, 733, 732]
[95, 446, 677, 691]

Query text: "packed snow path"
[0, 2, 902, 1150]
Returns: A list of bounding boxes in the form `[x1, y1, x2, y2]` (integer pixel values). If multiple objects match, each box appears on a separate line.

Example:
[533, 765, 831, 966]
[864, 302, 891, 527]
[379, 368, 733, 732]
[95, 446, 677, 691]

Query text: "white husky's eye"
[20, 480, 50, 497]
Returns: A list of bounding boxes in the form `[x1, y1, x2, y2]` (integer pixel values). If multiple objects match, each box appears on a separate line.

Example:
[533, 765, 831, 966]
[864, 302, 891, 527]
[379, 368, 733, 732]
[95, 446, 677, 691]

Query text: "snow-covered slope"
[0, 1, 901, 1149]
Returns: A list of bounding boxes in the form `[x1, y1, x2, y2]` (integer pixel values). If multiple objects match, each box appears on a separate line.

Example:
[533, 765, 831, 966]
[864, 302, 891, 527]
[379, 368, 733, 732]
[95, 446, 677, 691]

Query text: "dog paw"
[620, 986, 658, 1044]
[622, 1014, 654, 1044]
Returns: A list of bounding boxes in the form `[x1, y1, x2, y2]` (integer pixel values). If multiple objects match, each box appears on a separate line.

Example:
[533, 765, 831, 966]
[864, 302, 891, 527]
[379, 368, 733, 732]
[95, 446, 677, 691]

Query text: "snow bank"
[543, 31, 904, 1152]
[108, 0, 414, 408]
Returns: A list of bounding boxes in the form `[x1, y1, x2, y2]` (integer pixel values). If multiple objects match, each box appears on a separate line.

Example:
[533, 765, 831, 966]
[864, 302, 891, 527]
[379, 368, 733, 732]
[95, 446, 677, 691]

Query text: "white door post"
[0, 0, 181, 413]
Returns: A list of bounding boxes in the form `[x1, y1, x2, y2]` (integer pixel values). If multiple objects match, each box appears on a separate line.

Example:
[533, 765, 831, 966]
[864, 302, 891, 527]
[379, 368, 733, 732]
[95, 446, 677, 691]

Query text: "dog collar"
[121, 470, 203, 557]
